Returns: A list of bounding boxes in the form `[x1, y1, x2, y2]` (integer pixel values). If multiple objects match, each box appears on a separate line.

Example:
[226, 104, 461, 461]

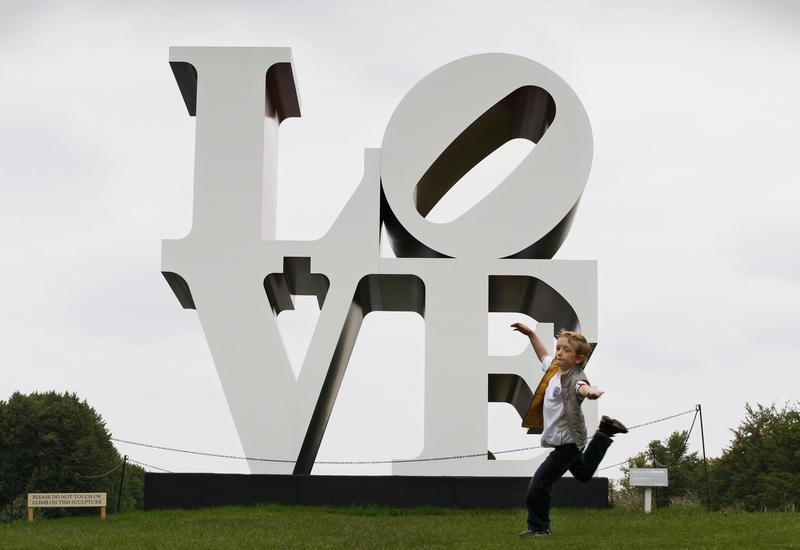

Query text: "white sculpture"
[162, 47, 597, 476]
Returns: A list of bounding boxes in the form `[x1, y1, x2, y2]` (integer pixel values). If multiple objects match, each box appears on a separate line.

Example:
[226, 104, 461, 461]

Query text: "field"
[1, 505, 798, 549]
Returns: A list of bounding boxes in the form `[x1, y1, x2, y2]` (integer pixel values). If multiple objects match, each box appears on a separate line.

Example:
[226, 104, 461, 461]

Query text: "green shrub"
[0, 391, 144, 520]
[711, 403, 800, 512]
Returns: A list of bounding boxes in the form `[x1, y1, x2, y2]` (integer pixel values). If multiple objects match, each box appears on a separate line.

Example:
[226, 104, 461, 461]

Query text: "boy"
[511, 322, 627, 538]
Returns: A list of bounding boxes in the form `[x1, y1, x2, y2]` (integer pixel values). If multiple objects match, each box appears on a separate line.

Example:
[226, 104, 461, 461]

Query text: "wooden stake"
[100, 506, 106, 520]
[27, 507, 33, 522]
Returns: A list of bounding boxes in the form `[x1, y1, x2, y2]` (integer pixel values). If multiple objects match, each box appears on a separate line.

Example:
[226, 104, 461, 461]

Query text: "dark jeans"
[526, 432, 612, 531]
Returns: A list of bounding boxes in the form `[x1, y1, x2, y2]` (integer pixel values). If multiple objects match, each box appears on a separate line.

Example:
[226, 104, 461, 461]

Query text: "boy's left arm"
[577, 382, 604, 400]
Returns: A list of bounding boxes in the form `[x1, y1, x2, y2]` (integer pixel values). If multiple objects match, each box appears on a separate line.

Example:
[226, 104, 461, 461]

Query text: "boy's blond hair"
[557, 329, 592, 365]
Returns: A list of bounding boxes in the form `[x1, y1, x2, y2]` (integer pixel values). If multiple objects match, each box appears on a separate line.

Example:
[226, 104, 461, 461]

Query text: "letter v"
[163, 150, 381, 474]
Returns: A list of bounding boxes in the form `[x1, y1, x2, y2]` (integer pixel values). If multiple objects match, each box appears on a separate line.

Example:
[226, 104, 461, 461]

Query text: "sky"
[2, 0, 799, 480]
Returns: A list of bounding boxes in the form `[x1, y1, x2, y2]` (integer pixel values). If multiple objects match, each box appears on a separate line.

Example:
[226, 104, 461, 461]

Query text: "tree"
[711, 403, 800, 512]
[0, 391, 145, 520]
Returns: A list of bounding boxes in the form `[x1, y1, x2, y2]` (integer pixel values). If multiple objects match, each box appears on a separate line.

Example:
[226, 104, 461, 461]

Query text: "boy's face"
[555, 336, 584, 370]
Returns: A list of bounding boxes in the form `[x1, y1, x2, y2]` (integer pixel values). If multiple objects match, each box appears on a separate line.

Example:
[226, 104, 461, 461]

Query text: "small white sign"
[629, 468, 668, 487]
[28, 493, 107, 508]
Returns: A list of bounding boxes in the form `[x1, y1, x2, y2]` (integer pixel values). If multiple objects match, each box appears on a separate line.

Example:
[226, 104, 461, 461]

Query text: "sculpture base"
[144, 473, 608, 510]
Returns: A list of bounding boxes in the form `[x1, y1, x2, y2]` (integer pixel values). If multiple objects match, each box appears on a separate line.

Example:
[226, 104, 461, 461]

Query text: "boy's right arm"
[510, 322, 550, 363]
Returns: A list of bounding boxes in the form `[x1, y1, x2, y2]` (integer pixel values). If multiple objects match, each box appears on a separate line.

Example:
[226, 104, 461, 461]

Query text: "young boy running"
[511, 322, 627, 538]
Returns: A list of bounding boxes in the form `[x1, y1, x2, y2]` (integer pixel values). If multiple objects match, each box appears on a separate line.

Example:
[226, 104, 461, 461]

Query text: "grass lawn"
[1, 505, 798, 549]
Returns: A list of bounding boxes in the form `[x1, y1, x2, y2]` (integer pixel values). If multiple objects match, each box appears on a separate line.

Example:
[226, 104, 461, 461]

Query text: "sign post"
[629, 468, 668, 513]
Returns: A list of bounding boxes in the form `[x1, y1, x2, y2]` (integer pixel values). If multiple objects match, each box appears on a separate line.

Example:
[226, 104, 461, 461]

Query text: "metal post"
[116, 455, 128, 514]
[697, 404, 710, 510]
[650, 449, 658, 510]
[9, 411, 17, 523]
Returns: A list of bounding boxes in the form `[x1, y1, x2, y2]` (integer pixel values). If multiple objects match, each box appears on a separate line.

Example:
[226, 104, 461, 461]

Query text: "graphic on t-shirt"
[552, 386, 561, 399]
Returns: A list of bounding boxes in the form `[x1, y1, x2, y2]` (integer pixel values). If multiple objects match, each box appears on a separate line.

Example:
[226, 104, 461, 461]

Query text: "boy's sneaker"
[599, 415, 628, 436]
[518, 529, 552, 538]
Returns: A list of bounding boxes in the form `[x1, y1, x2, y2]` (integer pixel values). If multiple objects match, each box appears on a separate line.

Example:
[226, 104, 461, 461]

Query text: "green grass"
[1, 505, 798, 549]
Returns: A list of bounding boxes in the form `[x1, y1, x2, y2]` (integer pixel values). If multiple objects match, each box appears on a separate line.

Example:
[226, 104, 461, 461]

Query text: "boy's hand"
[584, 388, 604, 400]
[512, 322, 550, 362]
[510, 322, 534, 337]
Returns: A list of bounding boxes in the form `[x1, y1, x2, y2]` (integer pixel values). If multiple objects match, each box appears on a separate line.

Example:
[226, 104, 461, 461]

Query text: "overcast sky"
[2, 0, 799, 480]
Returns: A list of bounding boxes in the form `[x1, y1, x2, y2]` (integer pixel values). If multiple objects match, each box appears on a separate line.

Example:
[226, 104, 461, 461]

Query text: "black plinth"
[144, 474, 608, 510]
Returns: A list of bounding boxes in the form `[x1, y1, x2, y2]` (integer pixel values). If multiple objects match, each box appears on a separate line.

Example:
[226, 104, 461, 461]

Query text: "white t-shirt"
[540, 355, 588, 447]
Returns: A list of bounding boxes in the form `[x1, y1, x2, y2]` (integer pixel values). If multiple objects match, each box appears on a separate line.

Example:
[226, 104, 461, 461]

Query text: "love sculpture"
[162, 47, 597, 476]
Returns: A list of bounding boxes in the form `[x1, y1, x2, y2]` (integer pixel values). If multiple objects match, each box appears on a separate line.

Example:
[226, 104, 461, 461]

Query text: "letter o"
[380, 53, 593, 259]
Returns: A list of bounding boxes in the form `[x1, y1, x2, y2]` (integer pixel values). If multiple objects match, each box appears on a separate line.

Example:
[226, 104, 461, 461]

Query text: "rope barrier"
[127, 458, 172, 473]
[111, 405, 700, 466]
[597, 458, 632, 472]
[68, 461, 124, 479]
[110, 438, 295, 464]
[109, 437, 508, 465]
[626, 407, 696, 430]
